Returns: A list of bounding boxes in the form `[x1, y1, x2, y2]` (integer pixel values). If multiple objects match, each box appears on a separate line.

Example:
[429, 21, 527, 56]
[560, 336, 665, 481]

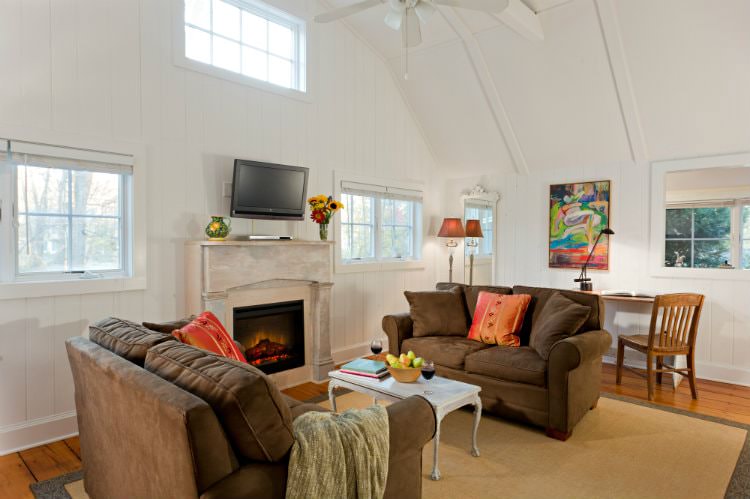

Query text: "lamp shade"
[465, 219, 483, 238]
[438, 218, 465, 238]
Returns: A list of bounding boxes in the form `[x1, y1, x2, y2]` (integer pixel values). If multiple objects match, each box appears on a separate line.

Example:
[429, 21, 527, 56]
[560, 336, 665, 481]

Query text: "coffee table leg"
[431, 410, 443, 481]
[327, 381, 338, 413]
[471, 395, 482, 457]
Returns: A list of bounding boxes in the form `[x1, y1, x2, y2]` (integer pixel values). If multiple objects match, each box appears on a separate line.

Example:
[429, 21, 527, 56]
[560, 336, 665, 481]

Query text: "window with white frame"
[183, 0, 306, 92]
[340, 181, 422, 263]
[743, 204, 750, 270]
[464, 202, 493, 258]
[0, 141, 133, 281]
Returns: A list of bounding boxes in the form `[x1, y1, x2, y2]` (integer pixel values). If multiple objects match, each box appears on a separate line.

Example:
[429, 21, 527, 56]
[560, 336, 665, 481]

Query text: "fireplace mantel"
[185, 240, 334, 383]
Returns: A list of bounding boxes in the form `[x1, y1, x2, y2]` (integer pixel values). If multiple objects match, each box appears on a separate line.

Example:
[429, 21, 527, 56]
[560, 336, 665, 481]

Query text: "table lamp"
[574, 227, 614, 291]
[438, 218, 465, 283]
[465, 219, 483, 285]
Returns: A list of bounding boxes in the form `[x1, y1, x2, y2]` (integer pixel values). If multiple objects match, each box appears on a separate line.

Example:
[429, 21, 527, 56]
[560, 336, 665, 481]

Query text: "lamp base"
[579, 281, 593, 291]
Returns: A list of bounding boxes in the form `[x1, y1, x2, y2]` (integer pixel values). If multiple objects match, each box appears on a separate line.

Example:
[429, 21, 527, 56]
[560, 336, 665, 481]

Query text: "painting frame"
[548, 180, 611, 271]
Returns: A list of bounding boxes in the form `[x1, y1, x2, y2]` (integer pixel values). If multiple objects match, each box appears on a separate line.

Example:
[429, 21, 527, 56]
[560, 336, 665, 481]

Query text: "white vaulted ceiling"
[316, 0, 750, 176]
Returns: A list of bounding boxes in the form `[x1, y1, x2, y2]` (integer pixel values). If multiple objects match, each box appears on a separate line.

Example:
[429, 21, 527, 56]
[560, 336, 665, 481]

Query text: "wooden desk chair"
[616, 293, 705, 401]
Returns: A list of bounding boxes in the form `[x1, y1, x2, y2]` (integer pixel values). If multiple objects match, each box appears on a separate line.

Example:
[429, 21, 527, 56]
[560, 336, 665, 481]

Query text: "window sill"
[335, 260, 425, 274]
[0, 276, 147, 300]
[650, 266, 750, 281]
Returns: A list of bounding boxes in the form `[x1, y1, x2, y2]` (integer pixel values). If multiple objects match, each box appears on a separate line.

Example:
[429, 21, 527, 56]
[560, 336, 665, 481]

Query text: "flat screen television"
[230, 160, 309, 221]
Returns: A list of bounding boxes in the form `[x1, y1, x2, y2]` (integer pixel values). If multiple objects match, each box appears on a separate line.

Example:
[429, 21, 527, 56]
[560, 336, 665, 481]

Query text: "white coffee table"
[328, 370, 482, 480]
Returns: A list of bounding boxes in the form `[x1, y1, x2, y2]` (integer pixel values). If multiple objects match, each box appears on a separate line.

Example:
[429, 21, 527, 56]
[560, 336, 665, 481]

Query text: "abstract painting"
[549, 180, 611, 270]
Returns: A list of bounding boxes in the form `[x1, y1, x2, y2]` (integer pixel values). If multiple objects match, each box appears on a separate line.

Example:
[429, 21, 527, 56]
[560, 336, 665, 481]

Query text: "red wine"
[371, 345, 383, 355]
[421, 367, 436, 380]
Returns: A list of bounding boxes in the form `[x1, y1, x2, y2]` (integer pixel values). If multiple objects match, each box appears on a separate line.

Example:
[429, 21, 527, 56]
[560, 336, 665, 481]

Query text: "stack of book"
[339, 358, 389, 379]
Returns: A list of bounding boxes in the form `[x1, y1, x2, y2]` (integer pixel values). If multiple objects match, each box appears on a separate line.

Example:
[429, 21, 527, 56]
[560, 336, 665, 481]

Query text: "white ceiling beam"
[493, 0, 544, 41]
[594, 0, 648, 162]
[441, 7, 530, 174]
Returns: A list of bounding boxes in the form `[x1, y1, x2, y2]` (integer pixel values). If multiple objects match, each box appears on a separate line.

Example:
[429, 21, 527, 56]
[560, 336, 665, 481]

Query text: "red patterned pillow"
[173, 311, 247, 363]
[467, 292, 532, 346]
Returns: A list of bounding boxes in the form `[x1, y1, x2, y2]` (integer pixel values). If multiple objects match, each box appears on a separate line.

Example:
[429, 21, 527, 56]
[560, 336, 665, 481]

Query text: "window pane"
[72, 171, 120, 216]
[694, 240, 730, 268]
[268, 22, 293, 58]
[392, 227, 411, 258]
[17, 215, 69, 273]
[268, 55, 292, 88]
[17, 165, 68, 214]
[694, 207, 730, 239]
[212, 36, 241, 72]
[185, 26, 211, 64]
[743, 205, 750, 237]
[743, 243, 750, 270]
[382, 199, 394, 225]
[212, 0, 240, 40]
[72, 218, 121, 271]
[665, 208, 691, 239]
[394, 200, 411, 225]
[242, 12, 267, 49]
[347, 194, 372, 224]
[351, 225, 373, 259]
[185, 0, 210, 29]
[242, 46, 268, 81]
[665, 240, 691, 268]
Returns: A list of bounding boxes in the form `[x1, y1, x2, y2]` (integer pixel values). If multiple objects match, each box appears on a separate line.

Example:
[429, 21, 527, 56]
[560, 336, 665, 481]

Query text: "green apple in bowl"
[412, 357, 424, 369]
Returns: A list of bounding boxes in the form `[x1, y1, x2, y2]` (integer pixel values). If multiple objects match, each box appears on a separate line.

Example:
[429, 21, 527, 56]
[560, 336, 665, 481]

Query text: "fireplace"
[233, 300, 305, 375]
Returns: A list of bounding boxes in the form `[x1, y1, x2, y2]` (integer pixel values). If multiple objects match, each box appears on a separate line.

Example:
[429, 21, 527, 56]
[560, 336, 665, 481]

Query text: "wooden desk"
[582, 291, 655, 304]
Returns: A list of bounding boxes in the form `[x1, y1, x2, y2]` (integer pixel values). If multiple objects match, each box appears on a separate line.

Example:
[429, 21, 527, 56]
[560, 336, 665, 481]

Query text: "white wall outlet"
[223, 182, 233, 198]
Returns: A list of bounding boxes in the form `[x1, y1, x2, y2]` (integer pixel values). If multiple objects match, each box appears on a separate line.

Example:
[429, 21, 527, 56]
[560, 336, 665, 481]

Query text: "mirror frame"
[649, 151, 750, 280]
[461, 186, 500, 284]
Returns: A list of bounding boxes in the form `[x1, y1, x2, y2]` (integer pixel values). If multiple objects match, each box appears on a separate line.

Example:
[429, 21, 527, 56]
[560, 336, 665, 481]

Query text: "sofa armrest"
[384, 396, 435, 498]
[382, 313, 414, 356]
[547, 330, 612, 437]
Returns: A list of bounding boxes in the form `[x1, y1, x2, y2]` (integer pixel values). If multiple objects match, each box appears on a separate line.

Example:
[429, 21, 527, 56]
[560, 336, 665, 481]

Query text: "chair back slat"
[648, 294, 705, 350]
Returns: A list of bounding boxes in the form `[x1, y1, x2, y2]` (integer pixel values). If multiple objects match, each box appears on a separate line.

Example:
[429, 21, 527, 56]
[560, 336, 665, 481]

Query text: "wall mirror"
[462, 186, 499, 285]
[650, 153, 750, 278]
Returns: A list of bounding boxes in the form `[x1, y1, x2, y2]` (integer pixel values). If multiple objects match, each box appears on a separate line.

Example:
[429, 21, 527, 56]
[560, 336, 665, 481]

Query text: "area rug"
[31, 393, 750, 499]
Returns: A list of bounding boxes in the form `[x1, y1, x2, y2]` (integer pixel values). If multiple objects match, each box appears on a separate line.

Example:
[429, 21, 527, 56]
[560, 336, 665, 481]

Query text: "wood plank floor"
[4, 363, 750, 499]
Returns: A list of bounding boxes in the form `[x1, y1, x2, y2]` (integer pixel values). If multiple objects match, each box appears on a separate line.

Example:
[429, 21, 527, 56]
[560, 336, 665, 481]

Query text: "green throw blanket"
[286, 405, 389, 499]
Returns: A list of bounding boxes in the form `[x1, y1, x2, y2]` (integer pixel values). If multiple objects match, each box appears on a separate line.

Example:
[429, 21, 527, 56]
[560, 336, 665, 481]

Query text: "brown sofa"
[66, 318, 436, 499]
[383, 283, 611, 440]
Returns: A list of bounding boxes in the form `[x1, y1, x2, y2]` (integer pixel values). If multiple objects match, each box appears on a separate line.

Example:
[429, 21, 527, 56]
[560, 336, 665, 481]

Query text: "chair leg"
[616, 338, 624, 385]
[646, 353, 655, 401]
[687, 351, 698, 400]
[656, 356, 663, 385]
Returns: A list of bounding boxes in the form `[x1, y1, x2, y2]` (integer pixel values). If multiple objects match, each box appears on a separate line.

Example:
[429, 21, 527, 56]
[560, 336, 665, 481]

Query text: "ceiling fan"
[315, 0, 508, 49]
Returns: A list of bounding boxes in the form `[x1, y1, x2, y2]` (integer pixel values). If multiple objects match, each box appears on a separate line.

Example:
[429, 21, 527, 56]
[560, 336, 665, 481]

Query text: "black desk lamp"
[574, 227, 614, 291]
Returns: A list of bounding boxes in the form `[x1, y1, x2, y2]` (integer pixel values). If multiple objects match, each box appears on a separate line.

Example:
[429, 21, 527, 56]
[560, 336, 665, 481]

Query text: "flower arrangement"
[308, 195, 344, 241]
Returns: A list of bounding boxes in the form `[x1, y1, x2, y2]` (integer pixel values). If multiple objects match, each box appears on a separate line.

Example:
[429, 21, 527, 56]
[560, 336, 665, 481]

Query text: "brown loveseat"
[383, 284, 611, 440]
[67, 318, 436, 499]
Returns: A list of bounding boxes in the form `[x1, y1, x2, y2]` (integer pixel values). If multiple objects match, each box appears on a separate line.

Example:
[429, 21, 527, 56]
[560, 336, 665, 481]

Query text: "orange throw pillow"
[173, 311, 247, 363]
[467, 292, 532, 347]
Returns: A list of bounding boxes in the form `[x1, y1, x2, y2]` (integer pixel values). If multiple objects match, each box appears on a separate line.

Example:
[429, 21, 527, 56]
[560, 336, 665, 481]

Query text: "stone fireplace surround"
[185, 240, 334, 387]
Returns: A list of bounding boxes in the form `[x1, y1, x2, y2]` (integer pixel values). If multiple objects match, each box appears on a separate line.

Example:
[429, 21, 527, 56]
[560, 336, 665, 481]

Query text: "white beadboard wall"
[442, 164, 750, 387]
[0, 0, 438, 454]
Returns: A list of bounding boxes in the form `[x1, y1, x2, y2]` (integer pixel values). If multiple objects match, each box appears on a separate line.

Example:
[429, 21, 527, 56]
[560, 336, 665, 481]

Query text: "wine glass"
[421, 360, 436, 395]
[370, 337, 383, 356]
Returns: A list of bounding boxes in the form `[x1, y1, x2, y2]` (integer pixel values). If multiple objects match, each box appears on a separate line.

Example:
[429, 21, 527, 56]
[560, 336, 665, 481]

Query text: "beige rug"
[38, 393, 748, 499]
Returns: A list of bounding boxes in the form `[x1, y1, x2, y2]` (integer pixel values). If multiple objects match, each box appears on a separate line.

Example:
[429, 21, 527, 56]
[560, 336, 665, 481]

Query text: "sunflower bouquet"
[308, 195, 344, 241]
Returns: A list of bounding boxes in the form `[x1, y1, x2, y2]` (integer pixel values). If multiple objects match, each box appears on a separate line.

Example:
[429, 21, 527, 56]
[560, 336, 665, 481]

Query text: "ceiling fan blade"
[384, 9, 403, 30]
[402, 10, 422, 48]
[414, 1, 437, 23]
[432, 0, 509, 12]
[314, 0, 383, 23]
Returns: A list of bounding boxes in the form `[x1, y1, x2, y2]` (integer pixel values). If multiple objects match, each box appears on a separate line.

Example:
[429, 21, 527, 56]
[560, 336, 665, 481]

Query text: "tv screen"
[230, 160, 309, 220]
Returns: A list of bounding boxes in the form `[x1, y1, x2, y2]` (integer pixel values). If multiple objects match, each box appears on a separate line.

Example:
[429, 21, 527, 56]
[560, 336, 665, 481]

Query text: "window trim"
[650, 152, 750, 280]
[334, 172, 425, 274]
[0, 132, 147, 299]
[172, 0, 310, 102]
[664, 204, 734, 269]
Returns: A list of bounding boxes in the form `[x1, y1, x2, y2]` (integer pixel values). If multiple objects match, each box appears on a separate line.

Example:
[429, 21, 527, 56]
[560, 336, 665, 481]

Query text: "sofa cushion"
[145, 341, 294, 462]
[467, 292, 532, 347]
[464, 346, 547, 387]
[142, 316, 195, 334]
[401, 336, 491, 370]
[173, 311, 247, 363]
[513, 285, 602, 345]
[404, 288, 468, 337]
[529, 292, 591, 360]
[89, 317, 176, 366]
[436, 283, 513, 320]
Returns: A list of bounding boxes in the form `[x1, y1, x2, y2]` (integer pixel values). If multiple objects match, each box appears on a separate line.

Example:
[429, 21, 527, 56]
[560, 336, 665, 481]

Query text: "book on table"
[340, 358, 388, 379]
